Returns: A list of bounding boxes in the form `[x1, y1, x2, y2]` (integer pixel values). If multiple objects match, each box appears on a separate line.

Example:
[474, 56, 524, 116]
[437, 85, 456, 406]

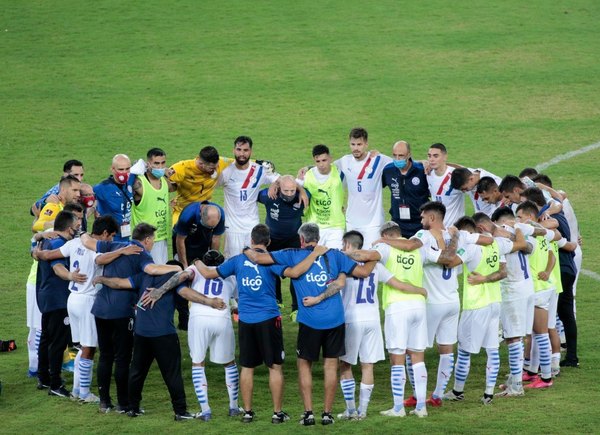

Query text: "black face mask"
[280, 193, 296, 203]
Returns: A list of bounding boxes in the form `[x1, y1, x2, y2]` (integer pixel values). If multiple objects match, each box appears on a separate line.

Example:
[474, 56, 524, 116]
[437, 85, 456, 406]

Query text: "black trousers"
[557, 271, 578, 363]
[37, 308, 70, 389]
[95, 316, 134, 407]
[128, 333, 187, 415]
[268, 235, 300, 310]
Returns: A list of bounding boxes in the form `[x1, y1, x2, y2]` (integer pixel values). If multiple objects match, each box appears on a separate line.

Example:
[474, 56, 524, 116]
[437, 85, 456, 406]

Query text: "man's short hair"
[234, 136, 253, 148]
[380, 221, 402, 238]
[349, 127, 368, 141]
[54, 211, 76, 232]
[343, 230, 364, 250]
[532, 173, 553, 188]
[298, 222, 320, 243]
[59, 174, 81, 189]
[472, 212, 492, 225]
[519, 167, 538, 178]
[454, 216, 476, 232]
[420, 201, 446, 219]
[491, 206, 515, 223]
[476, 176, 499, 194]
[199, 146, 220, 164]
[450, 167, 472, 190]
[92, 215, 119, 236]
[63, 160, 83, 172]
[202, 250, 225, 266]
[516, 200, 540, 217]
[63, 202, 84, 214]
[132, 223, 157, 241]
[429, 142, 447, 154]
[312, 144, 330, 157]
[521, 187, 546, 207]
[498, 175, 524, 193]
[147, 148, 166, 159]
[251, 224, 270, 246]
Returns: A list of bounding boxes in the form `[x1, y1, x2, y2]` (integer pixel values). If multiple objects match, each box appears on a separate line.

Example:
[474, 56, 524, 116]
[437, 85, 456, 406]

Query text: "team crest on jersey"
[63, 317, 70, 326]
[44, 209, 54, 216]
[412, 177, 420, 186]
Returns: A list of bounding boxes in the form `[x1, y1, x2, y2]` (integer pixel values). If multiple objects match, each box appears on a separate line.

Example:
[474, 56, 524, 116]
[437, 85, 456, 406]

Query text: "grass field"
[1, 1, 599, 433]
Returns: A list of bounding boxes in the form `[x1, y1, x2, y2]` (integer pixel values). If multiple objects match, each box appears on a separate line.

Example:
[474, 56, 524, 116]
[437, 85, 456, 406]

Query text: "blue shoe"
[27, 370, 38, 378]
[229, 407, 243, 417]
[195, 411, 211, 421]
[62, 360, 75, 373]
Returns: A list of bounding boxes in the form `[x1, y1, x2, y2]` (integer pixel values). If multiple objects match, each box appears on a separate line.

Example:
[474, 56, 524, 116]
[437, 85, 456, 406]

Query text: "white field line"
[535, 141, 600, 172]
[535, 140, 600, 281]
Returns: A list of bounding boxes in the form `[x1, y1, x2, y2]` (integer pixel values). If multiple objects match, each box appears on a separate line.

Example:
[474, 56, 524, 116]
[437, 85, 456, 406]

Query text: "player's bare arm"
[177, 287, 227, 310]
[346, 249, 381, 263]
[242, 247, 274, 265]
[192, 260, 220, 279]
[139, 269, 195, 308]
[92, 276, 132, 289]
[467, 262, 507, 285]
[53, 264, 87, 284]
[351, 260, 378, 278]
[385, 276, 428, 298]
[95, 244, 143, 265]
[303, 273, 347, 307]
[283, 245, 329, 278]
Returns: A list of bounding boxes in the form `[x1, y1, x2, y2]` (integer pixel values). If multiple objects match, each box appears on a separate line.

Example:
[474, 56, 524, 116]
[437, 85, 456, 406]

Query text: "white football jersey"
[341, 263, 392, 323]
[219, 163, 279, 232]
[335, 152, 393, 229]
[412, 229, 472, 305]
[467, 168, 502, 217]
[427, 166, 465, 228]
[187, 266, 236, 319]
[498, 224, 536, 301]
[59, 238, 102, 296]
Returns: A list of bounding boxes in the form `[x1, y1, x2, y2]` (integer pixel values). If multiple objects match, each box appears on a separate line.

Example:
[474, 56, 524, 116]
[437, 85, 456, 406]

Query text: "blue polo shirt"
[258, 189, 308, 240]
[36, 237, 70, 313]
[217, 251, 285, 324]
[271, 247, 357, 329]
[381, 159, 430, 238]
[128, 272, 180, 337]
[551, 211, 577, 276]
[174, 201, 226, 237]
[94, 176, 134, 242]
[91, 240, 154, 319]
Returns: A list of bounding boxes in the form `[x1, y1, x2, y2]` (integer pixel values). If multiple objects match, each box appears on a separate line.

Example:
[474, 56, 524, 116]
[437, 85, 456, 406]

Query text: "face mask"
[280, 193, 296, 203]
[114, 171, 129, 184]
[151, 168, 166, 178]
[80, 194, 95, 208]
[393, 159, 407, 169]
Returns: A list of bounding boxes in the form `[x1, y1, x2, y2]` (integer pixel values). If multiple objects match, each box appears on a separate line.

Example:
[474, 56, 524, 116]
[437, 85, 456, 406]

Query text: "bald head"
[111, 154, 131, 184]
[392, 141, 411, 156]
[200, 204, 221, 229]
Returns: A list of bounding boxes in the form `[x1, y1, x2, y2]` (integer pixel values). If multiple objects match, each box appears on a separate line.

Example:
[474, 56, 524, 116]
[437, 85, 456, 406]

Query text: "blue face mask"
[393, 159, 407, 169]
[151, 168, 166, 178]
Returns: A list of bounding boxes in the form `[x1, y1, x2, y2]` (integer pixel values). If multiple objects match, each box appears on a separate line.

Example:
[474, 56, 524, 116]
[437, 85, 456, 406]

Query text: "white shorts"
[150, 240, 168, 264]
[501, 295, 534, 339]
[224, 231, 252, 259]
[67, 293, 98, 347]
[340, 320, 385, 365]
[346, 225, 381, 250]
[547, 291, 559, 328]
[426, 302, 459, 347]
[318, 227, 344, 250]
[188, 315, 235, 364]
[26, 282, 42, 330]
[458, 303, 500, 353]
[384, 302, 428, 354]
[534, 288, 554, 310]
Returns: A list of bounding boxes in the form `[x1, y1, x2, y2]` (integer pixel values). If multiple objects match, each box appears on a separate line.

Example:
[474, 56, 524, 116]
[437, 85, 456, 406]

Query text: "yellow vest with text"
[529, 235, 555, 293]
[382, 246, 425, 310]
[462, 241, 501, 310]
[550, 241, 563, 294]
[131, 175, 171, 242]
[303, 166, 345, 229]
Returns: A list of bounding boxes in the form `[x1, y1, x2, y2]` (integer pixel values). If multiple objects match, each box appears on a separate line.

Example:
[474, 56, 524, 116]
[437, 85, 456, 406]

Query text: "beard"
[235, 156, 249, 166]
